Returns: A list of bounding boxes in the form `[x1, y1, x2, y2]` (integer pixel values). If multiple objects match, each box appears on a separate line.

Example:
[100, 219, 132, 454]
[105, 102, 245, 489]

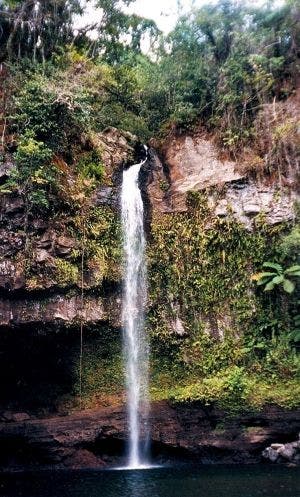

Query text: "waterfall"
[121, 151, 150, 469]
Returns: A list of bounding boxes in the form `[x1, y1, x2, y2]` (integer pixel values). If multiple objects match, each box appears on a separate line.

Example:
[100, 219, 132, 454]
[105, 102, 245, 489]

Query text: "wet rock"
[63, 449, 106, 469]
[277, 443, 296, 461]
[0, 403, 299, 471]
[0, 259, 25, 290]
[55, 236, 76, 257]
[0, 294, 121, 328]
[142, 149, 171, 213]
[94, 186, 118, 208]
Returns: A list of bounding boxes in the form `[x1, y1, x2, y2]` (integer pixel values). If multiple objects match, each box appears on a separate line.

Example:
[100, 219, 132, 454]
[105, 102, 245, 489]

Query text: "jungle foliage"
[1, 0, 299, 142]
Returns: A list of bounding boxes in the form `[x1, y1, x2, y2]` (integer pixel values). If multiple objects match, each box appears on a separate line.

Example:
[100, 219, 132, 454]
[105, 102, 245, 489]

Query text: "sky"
[74, 0, 285, 38]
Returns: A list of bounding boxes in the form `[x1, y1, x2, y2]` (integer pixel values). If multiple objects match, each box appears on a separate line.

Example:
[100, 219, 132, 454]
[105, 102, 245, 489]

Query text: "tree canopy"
[0, 0, 299, 146]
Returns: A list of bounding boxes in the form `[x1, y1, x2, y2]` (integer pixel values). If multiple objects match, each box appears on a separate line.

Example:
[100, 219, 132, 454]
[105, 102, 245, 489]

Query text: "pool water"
[0, 464, 299, 497]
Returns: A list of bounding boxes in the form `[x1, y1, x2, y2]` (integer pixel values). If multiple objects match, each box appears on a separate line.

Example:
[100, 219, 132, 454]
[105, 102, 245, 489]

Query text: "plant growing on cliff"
[11, 133, 57, 210]
[252, 262, 300, 294]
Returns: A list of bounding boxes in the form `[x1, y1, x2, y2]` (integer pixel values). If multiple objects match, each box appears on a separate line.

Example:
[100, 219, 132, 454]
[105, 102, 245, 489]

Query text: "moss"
[155, 367, 300, 412]
[54, 259, 79, 287]
[73, 327, 124, 408]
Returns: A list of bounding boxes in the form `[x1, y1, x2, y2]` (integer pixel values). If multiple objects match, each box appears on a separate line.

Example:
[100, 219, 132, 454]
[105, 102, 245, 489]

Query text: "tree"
[93, 1, 159, 62]
[0, 0, 82, 62]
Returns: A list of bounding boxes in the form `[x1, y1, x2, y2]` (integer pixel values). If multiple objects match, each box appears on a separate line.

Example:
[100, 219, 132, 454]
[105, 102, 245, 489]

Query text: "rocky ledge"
[0, 293, 121, 329]
[0, 402, 299, 471]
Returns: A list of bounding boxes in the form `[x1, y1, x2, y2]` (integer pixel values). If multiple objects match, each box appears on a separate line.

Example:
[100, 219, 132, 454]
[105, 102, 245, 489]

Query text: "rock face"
[146, 131, 298, 229]
[0, 127, 143, 331]
[0, 293, 121, 329]
[92, 127, 139, 175]
[0, 402, 299, 471]
[160, 133, 244, 212]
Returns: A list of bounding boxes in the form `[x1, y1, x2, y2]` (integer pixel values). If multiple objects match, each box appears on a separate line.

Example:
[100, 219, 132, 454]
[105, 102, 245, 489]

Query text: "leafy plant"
[252, 262, 300, 294]
[10, 133, 57, 210]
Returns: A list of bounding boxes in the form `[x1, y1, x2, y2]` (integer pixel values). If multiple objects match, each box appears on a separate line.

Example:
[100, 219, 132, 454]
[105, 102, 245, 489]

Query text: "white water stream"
[121, 152, 150, 469]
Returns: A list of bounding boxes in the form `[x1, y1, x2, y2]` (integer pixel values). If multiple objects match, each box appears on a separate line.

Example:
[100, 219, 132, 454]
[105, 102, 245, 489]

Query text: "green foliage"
[9, 133, 56, 210]
[253, 261, 300, 293]
[171, 366, 250, 411]
[0, 0, 82, 61]
[3, 0, 299, 147]
[73, 327, 123, 407]
[170, 370, 300, 411]
[11, 75, 92, 158]
[72, 206, 123, 283]
[131, 0, 299, 142]
[147, 201, 299, 408]
[279, 227, 300, 263]
[54, 259, 79, 287]
[76, 151, 104, 182]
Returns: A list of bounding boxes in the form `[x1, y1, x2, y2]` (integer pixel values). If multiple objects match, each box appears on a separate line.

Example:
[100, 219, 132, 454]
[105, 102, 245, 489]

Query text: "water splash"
[121, 151, 149, 469]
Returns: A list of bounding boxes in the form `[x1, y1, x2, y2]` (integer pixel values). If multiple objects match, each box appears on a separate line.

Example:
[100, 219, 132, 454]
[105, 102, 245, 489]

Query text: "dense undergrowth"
[146, 194, 300, 411]
[0, 0, 299, 413]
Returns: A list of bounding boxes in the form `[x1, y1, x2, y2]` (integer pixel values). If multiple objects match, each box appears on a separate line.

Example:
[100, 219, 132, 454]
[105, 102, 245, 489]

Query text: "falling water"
[121, 151, 150, 469]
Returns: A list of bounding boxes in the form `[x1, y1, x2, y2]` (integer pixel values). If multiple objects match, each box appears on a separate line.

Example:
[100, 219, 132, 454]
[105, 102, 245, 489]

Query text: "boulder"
[263, 439, 300, 464]
[277, 443, 296, 461]
[262, 447, 279, 463]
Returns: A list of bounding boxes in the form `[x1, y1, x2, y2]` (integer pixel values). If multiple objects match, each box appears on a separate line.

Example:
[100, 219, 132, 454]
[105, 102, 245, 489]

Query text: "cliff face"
[0, 127, 141, 329]
[1, 126, 297, 330]
[0, 121, 299, 467]
[0, 127, 141, 416]
[146, 131, 298, 229]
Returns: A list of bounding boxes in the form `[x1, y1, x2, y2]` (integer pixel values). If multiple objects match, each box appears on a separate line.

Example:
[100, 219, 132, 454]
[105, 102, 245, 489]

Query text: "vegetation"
[252, 261, 300, 294]
[146, 196, 299, 411]
[0, 0, 299, 412]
